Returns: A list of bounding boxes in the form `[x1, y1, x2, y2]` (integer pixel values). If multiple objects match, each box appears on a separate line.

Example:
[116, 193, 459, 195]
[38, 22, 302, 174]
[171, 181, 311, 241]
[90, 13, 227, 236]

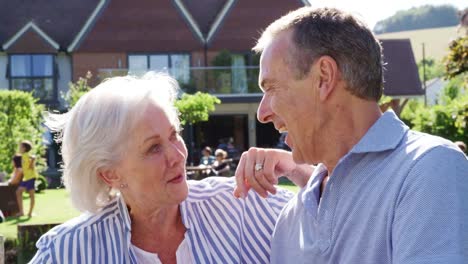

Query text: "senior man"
[235, 7, 468, 264]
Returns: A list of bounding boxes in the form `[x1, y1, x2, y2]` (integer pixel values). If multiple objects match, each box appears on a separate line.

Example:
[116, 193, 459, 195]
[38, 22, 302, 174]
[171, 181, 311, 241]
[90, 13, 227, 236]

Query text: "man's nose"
[257, 95, 273, 124]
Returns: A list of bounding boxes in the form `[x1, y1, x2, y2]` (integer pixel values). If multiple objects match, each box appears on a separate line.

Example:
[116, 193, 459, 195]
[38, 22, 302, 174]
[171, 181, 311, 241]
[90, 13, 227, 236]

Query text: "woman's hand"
[233, 148, 314, 198]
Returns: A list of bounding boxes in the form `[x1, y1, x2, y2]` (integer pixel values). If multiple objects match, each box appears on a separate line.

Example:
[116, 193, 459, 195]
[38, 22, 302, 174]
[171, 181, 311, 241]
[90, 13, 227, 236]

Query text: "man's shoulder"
[403, 130, 463, 158]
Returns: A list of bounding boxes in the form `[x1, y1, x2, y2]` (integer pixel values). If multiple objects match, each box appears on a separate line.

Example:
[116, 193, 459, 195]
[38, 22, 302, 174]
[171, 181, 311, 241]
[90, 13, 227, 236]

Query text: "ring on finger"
[255, 163, 264, 171]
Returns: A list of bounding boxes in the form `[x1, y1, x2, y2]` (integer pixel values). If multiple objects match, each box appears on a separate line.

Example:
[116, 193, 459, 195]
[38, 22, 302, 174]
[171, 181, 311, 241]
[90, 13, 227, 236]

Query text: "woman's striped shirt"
[30, 177, 294, 263]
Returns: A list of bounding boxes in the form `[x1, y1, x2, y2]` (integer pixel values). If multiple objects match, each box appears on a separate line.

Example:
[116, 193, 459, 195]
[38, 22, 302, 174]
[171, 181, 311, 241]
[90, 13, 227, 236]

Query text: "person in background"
[30, 73, 296, 263]
[211, 149, 231, 176]
[199, 146, 215, 166]
[15, 140, 38, 218]
[8, 154, 23, 186]
[235, 6, 468, 264]
[226, 137, 240, 160]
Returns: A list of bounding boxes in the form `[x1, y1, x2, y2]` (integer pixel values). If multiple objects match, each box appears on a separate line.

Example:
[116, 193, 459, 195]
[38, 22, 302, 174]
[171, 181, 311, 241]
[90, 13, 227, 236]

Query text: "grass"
[0, 189, 80, 239]
[278, 181, 299, 193]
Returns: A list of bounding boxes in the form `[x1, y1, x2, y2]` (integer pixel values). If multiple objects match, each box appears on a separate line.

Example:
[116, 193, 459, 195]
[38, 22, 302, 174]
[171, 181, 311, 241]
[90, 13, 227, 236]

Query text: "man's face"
[257, 30, 327, 164]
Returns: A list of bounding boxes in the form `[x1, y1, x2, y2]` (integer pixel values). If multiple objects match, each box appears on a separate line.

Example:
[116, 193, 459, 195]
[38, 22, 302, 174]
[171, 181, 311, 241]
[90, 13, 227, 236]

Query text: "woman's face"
[115, 104, 188, 208]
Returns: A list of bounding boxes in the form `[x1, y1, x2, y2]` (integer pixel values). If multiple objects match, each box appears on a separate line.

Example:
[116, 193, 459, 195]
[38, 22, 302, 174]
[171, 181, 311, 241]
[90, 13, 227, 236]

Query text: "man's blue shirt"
[271, 111, 468, 264]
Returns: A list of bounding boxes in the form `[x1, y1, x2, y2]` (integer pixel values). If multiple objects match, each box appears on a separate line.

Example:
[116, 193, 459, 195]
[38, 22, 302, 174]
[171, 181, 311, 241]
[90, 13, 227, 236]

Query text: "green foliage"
[374, 5, 459, 34]
[175, 92, 220, 125]
[417, 58, 444, 81]
[444, 36, 468, 79]
[440, 76, 466, 103]
[401, 81, 467, 143]
[211, 50, 232, 66]
[0, 90, 46, 174]
[379, 95, 393, 105]
[65, 71, 93, 108]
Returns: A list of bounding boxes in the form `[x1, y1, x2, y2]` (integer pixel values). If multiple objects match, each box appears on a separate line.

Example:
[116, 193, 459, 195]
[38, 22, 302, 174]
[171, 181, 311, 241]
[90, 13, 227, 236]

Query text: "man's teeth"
[278, 127, 288, 133]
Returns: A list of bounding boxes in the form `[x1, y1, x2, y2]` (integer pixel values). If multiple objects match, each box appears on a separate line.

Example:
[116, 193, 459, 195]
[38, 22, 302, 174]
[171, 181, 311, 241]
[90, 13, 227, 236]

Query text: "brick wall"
[72, 52, 127, 86]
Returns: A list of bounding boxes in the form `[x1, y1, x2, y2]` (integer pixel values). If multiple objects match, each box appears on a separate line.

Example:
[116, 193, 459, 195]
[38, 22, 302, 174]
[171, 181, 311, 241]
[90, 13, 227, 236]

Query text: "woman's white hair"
[46, 72, 180, 213]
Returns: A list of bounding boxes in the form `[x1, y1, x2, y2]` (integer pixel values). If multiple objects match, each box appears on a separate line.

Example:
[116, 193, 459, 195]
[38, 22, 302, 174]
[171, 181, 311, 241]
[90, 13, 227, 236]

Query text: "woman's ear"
[98, 168, 120, 188]
[316, 55, 339, 101]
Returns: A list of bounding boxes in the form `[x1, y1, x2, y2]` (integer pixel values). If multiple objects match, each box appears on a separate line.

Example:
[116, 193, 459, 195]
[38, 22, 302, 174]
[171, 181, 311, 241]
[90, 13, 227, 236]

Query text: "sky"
[307, 0, 467, 29]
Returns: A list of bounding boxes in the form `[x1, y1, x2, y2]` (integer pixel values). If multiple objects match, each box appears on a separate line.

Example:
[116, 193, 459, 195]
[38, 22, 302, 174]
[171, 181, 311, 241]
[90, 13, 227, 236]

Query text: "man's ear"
[316, 55, 339, 101]
[98, 168, 120, 188]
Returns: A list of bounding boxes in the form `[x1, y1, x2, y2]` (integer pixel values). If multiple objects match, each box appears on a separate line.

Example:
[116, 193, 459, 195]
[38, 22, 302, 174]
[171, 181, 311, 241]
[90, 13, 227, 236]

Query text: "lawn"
[0, 189, 80, 239]
[278, 181, 299, 193]
[0, 182, 299, 240]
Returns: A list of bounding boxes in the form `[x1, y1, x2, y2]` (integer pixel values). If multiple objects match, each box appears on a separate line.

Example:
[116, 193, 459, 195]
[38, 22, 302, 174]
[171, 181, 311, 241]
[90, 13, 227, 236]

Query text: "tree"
[444, 36, 468, 79]
[374, 5, 459, 34]
[417, 58, 444, 81]
[0, 91, 46, 174]
[175, 92, 221, 125]
[175, 92, 220, 164]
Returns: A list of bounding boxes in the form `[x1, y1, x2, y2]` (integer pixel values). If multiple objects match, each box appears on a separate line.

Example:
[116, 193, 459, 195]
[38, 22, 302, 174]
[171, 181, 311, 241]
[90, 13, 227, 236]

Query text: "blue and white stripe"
[30, 177, 293, 263]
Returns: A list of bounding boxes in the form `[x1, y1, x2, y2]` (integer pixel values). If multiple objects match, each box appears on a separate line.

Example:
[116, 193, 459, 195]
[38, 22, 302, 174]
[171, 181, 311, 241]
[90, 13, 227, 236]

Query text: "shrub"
[63, 71, 93, 109]
[0, 91, 46, 175]
[401, 81, 467, 143]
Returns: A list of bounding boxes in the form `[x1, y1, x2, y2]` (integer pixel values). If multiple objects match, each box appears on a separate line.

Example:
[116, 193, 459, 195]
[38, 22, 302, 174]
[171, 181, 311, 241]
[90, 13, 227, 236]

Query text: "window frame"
[8, 53, 58, 105]
[127, 52, 191, 78]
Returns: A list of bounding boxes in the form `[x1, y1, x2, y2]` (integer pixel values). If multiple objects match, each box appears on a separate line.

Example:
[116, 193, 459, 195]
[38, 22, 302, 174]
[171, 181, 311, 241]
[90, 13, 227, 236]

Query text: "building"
[0, 0, 422, 164]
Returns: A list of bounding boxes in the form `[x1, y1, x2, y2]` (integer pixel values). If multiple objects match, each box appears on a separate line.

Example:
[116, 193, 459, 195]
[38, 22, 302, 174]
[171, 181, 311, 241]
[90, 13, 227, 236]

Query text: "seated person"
[211, 149, 231, 176]
[197, 146, 216, 178]
[199, 146, 215, 166]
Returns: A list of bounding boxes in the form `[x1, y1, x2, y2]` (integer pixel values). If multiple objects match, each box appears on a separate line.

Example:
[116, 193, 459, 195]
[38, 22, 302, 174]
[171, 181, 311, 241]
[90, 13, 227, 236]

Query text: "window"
[231, 52, 260, 94]
[9, 54, 56, 102]
[128, 54, 190, 83]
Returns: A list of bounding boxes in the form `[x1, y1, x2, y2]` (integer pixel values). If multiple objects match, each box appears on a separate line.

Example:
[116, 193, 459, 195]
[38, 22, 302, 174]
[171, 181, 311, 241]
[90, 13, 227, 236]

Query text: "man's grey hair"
[45, 73, 180, 213]
[253, 7, 384, 101]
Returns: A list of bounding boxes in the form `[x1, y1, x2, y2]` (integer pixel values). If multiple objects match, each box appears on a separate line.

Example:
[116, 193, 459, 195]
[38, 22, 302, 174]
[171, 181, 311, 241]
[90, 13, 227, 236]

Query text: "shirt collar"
[116, 194, 132, 231]
[350, 110, 408, 154]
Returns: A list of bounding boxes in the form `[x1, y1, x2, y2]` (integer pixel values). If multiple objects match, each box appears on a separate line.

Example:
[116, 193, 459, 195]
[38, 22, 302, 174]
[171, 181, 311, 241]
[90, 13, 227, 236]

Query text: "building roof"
[3, 22, 59, 53]
[179, 0, 228, 38]
[0, 0, 99, 51]
[1, 0, 307, 52]
[380, 39, 423, 97]
[73, 0, 203, 52]
[207, 0, 307, 51]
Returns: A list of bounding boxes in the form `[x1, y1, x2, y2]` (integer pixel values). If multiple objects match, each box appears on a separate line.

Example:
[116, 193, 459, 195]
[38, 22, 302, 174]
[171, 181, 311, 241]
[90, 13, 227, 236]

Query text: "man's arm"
[234, 147, 314, 198]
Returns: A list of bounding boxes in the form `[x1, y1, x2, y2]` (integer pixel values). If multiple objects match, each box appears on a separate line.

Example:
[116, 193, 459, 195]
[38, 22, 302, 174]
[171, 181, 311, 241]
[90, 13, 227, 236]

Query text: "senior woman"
[30, 73, 296, 264]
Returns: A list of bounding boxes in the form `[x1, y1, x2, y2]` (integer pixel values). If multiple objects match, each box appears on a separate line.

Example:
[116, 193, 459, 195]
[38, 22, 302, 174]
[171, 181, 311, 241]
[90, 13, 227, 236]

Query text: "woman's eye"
[148, 144, 161, 153]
